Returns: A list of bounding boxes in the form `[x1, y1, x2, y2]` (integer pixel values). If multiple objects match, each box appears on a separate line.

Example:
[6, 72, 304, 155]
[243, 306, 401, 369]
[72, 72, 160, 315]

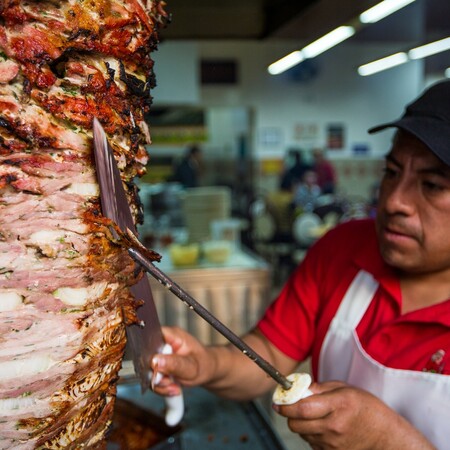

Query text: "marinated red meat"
[0, 1, 168, 448]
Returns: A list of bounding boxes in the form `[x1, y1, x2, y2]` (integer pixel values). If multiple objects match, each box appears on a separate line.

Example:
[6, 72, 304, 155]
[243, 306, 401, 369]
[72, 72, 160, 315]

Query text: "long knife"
[93, 121, 292, 392]
[92, 118, 184, 426]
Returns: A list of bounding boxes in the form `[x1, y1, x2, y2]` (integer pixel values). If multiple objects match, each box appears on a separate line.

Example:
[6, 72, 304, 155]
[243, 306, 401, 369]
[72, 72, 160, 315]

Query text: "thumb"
[310, 380, 346, 394]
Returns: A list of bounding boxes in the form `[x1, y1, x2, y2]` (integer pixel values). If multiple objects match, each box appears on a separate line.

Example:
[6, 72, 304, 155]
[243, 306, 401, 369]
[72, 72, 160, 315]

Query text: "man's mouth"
[381, 224, 417, 245]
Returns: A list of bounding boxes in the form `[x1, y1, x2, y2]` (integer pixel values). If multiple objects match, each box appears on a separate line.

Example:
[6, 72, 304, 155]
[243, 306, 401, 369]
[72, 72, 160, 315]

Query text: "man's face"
[376, 130, 450, 275]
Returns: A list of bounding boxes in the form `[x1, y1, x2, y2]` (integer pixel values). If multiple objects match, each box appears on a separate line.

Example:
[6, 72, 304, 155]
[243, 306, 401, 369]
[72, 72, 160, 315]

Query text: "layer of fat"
[29, 230, 66, 244]
[0, 290, 23, 311]
[0, 395, 36, 412]
[28, 229, 68, 257]
[52, 281, 109, 306]
[0, 356, 55, 382]
[65, 182, 99, 197]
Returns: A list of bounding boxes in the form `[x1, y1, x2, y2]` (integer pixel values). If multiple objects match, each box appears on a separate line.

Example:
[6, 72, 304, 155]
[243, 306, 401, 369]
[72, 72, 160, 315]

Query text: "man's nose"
[383, 179, 416, 215]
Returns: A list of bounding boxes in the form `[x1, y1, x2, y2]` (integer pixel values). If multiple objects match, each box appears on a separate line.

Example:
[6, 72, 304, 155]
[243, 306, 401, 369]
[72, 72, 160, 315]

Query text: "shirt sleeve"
[257, 219, 372, 363]
[257, 240, 324, 362]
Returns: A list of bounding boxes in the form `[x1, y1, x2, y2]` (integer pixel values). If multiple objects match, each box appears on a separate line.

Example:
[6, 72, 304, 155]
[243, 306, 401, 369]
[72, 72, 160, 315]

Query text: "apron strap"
[333, 270, 379, 329]
[318, 270, 379, 381]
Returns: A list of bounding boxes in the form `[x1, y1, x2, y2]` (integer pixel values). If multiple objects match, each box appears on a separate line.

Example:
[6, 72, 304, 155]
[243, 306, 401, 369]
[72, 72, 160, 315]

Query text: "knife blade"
[92, 118, 162, 392]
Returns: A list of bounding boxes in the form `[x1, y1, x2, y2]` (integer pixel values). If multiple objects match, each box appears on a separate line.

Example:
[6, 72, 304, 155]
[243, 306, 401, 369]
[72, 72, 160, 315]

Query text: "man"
[171, 144, 203, 188]
[279, 149, 312, 192]
[152, 80, 450, 449]
[312, 148, 337, 194]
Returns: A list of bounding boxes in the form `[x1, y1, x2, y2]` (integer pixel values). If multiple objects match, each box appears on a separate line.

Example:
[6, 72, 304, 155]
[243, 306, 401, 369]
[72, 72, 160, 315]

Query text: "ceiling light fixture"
[268, 0, 417, 76]
[408, 36, 450, 59]
[302, 26, 355, 58]
[359, 0, 416, 24]
[445, 68, 450, 78]
[267, 26, 355, 75]
[358, 52, 408, 76]
[358, 35, 450, 76]
[268, 51, 304, 75]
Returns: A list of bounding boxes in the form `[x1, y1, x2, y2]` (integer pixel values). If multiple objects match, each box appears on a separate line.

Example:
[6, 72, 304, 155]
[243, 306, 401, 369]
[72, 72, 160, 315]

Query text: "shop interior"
[138, 0, 449, 280]
[129, 1, 450, 448]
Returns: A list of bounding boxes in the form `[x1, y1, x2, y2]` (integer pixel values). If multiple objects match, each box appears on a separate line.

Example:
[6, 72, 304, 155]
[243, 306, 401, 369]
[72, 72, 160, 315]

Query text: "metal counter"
[112, 383, 287, 450]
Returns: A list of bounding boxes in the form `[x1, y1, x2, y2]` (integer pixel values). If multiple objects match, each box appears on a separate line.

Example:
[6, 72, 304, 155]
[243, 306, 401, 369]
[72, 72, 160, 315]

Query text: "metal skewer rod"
[129, 248, 293, 391]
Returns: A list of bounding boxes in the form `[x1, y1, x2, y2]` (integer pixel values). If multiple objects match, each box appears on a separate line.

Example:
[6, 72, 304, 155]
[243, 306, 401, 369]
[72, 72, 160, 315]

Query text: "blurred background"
[140, 0, 450, 281]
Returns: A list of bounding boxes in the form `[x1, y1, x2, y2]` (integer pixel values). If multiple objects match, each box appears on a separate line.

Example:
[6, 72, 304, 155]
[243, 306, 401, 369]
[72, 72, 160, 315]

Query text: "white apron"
[318, 270, 449, 449]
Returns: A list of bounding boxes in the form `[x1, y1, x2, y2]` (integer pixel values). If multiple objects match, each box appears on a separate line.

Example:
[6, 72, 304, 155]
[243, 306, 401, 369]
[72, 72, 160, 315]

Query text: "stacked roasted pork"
[0, 1, 167, 448]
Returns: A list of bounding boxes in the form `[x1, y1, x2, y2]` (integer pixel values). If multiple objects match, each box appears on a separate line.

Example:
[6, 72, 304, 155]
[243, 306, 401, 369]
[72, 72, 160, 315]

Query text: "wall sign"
[326, 123, 345, 150]
[259, 127, 283, 147]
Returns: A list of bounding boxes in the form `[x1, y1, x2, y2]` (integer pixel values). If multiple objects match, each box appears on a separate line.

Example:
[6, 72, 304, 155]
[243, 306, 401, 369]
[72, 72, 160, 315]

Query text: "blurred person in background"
[171, 144, 203, 188]
[279, 148, 312, 192]
[312, 148, 337, 194]
[292, 169, 321, 212]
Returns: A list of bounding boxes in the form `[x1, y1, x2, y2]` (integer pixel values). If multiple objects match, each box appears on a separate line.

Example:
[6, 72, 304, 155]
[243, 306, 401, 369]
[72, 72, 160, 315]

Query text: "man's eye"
[423, 181, 444, 191]
[382, 167, 396, 178]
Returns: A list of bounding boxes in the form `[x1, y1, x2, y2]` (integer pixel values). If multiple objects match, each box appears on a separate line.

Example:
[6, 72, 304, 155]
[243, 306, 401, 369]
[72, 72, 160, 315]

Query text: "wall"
[150, 39, 428, 199]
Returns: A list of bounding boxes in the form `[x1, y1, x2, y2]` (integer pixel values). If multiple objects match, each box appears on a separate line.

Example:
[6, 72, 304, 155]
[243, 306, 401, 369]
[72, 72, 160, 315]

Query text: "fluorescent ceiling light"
[268, 50, 304, 75]
[360, 0, 416, 24]
[267, 25, 354, 75]
[358, 52, 408, 76]
[302, 26, 355, 58]
[408, 36, 450, 59]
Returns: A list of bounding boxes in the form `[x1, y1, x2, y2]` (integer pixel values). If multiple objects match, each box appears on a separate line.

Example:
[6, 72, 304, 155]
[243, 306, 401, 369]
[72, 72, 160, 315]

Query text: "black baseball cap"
[368, 80, 450, 166]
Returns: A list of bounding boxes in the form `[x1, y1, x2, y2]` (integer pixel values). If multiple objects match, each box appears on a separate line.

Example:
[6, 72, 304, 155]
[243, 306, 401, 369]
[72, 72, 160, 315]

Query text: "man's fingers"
[151, 378, 182, 397]
[151, 353, 199, 382]
[160, 326, 186, 352]
[286, 415, 327, 436]
[276, 390, 337, 421]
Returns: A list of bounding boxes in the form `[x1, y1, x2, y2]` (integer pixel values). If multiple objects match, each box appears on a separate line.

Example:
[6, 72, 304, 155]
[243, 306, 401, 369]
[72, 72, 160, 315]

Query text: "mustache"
[377, 216, 419, 238]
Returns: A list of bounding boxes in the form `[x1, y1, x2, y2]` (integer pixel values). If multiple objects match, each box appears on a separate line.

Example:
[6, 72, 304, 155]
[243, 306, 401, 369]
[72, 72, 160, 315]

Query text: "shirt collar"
[352, 221, 400, 302]
[352, 221, 450, 326]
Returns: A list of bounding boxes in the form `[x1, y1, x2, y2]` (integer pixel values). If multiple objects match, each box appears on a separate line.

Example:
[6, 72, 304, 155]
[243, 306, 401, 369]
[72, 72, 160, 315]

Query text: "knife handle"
[153, 343, 185, 427]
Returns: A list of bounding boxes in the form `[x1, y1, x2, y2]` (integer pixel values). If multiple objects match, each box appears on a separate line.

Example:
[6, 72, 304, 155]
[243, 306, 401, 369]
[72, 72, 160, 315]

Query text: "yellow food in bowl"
[169, 244, 200, 266]
[203, 240, 231, 264]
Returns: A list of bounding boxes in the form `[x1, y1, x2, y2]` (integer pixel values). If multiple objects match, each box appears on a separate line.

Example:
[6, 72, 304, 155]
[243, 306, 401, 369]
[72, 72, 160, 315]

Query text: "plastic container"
[180, 187, 231, 243]
[210, 218, 242, 249]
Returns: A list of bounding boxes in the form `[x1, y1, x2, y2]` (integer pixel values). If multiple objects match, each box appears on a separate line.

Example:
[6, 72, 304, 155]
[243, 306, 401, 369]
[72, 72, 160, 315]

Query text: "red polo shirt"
[257, 219, 450, 380]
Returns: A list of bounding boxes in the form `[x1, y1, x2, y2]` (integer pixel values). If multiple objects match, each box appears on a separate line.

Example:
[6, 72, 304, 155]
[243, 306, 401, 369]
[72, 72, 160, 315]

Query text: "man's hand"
[150, 326, 215, 396]
[273, 381, 435, 450]
[150, 326, 300, 401]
